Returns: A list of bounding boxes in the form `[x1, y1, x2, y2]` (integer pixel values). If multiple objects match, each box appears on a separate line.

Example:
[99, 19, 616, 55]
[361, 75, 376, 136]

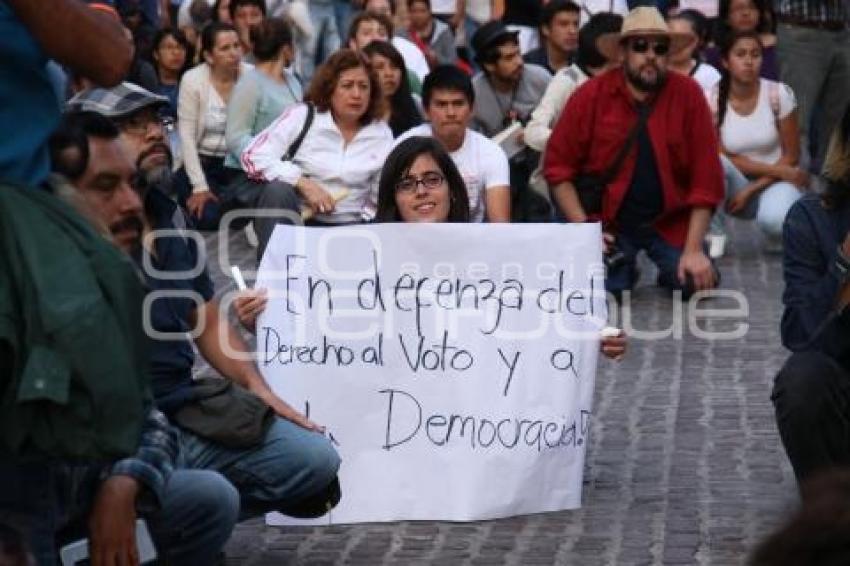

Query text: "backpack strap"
[283, 103, 315, 162]
[599, 102, 653, 186]
[708, 82, 720, 127]
[768, 80, 781, 121]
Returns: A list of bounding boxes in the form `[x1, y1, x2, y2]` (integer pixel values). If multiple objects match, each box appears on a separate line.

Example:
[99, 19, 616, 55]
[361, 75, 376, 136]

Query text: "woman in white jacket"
[177, 21, 250, 227]
[242, 49, 394, 225]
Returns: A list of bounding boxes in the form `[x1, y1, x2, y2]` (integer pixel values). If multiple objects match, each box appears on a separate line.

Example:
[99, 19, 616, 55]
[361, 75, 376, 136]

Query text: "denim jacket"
[781, 193, 850, 369]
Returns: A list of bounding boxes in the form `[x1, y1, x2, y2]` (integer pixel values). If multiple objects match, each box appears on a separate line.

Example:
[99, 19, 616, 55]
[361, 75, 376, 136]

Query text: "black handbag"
[573, 102, 653, 215]
[173, 378, 275, 448]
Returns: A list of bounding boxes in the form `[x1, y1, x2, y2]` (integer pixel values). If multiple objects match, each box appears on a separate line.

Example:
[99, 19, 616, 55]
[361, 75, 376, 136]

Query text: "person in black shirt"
[772, 105, 850, 490]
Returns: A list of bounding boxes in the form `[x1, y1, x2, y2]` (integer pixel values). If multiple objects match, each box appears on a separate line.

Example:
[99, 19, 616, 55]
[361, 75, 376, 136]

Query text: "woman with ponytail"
[712, 30, 805, 246]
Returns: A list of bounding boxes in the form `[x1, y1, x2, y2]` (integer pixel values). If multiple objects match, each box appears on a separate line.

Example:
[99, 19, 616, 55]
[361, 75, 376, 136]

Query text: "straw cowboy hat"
[597, 7, 694, 61]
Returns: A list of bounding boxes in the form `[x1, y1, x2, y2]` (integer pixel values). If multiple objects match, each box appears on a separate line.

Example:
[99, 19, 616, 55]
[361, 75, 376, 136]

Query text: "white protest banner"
[255, 223, 606, 523]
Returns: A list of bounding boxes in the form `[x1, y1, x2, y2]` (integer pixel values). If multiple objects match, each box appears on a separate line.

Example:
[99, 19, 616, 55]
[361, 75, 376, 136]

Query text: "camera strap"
[598, 101, 654, 186]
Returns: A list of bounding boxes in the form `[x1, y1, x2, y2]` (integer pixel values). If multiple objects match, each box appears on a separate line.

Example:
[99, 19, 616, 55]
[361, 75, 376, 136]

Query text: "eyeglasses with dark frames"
[395, 171, 446, 194]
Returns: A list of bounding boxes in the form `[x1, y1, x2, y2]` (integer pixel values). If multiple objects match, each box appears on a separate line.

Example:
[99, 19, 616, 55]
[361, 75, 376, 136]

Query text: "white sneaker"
[707, 233, 727, 259]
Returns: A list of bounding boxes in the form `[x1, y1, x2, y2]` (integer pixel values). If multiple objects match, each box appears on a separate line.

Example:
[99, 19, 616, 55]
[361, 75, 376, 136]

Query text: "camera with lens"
[604, 244, 627, 270]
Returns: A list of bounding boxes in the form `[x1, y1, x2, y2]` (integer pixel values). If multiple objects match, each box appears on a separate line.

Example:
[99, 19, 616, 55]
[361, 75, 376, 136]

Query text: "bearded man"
[544, 7, 724, 299]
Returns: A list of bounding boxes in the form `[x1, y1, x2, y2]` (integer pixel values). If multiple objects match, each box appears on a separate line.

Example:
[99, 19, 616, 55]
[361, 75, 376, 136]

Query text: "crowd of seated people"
[3, 0, 850, 562]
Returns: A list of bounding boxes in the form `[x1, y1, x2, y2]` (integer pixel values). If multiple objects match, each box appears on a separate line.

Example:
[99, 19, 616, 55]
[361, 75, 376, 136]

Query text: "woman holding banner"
[241, 49, 394, 225]
[375, 136, 470, 223]
[237, 137, 627, 360]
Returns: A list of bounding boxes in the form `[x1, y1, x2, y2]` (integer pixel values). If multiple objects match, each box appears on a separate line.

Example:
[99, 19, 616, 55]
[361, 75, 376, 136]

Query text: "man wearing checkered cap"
[67, 82, 175, 196]
[69, 81, 302, 257]
[65, 83, 344, 528]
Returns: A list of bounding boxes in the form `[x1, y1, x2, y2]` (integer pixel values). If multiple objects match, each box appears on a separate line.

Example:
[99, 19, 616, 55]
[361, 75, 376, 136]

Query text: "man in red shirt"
[544, 7, 723, 300]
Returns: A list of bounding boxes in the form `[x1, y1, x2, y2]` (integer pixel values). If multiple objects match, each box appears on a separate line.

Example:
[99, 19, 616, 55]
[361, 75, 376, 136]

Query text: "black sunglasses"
[628, 37, 670, 56]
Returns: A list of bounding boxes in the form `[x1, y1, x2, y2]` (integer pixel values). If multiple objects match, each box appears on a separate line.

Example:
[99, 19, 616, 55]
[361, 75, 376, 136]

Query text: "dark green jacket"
[0, 184, 150, 461]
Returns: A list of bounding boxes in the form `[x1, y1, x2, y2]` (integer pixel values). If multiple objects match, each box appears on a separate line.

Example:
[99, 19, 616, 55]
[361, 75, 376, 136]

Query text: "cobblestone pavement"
[202, 219, 797, 565]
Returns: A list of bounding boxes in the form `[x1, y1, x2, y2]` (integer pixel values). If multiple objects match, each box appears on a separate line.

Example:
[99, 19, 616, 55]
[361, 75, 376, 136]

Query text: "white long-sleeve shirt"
[524, 64, 588, 153]
[241, 103, 394, 223]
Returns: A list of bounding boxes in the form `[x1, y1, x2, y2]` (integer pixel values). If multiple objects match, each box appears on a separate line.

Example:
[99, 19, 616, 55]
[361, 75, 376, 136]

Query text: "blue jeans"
[333, 0, 354, 48]
[300, 0, 341, 82]
[606, 225, 716, 299]
[0, 462, 238, 566]
[147, 469, 240, 563]
[179, 416, 341, 519]
[717, 155, 802, 239]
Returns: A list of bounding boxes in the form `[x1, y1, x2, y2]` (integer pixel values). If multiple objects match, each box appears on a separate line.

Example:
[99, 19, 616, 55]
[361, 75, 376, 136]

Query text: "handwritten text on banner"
[257, 223, 606, 523]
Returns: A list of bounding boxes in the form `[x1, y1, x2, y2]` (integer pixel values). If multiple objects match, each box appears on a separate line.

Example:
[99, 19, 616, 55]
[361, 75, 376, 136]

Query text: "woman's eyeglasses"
[395, 172, 446, 193]
[628, 38, 671, 56]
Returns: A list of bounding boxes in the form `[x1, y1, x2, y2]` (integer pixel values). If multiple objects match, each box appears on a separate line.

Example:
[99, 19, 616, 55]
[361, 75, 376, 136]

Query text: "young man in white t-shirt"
[396, 65, 511, 222]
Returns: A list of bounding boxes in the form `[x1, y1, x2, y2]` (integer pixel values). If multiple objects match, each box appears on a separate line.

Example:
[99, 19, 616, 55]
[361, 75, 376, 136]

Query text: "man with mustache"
[46, 110, 239, 566]
[65, 84, 343, 524]
[544, 7, 724, 300]
[66, 83, 175, 202]
[469, 20, 552, 221]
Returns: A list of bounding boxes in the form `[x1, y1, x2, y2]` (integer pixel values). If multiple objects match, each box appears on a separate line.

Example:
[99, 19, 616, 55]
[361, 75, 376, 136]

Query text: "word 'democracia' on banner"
[256, 223, 606, 524]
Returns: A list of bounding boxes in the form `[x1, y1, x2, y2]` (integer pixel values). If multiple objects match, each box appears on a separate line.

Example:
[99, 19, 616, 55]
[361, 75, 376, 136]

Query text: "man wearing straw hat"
[544, 7, 724, 300]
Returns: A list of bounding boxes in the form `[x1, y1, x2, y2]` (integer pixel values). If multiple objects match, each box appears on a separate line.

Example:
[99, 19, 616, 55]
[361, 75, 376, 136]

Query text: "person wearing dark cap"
[67, 82, 176, 197]
[470, 20, 550, 137]
[470, 19, 551, 220]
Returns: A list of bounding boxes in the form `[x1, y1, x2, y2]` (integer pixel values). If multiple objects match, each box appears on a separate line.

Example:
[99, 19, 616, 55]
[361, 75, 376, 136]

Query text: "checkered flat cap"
[66, 82, 169, 119]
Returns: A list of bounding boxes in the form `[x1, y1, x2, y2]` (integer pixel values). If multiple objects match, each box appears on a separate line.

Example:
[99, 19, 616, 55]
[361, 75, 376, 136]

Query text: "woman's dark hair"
[375, 137, 470, 222]
[822, 103, 850, 209]
[150, 27, 191, 75]
[575, 12, 623, 71]
[250, 17, 293, 62]
[201, 21, 239, 59]
[715, 0, 774, 45]
[716, 30, 762, 129]
[362, 40, 422, 136]
[305, 49, 385, 126]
